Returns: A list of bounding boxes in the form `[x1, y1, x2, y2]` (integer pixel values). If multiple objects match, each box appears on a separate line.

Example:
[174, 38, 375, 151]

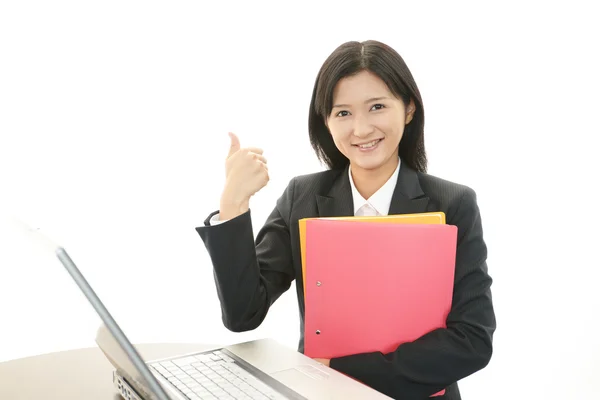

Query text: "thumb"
[227, 132, 241, 157]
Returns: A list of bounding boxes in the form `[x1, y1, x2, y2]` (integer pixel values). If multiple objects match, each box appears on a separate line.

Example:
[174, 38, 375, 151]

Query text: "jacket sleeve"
[329, 187, 496, 399]
[195, 179, 296, 332]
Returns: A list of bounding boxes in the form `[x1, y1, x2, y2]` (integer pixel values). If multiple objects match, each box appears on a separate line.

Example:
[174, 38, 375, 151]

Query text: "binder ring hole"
[316, 281, 321, 286]
[316, 330, 321, 335]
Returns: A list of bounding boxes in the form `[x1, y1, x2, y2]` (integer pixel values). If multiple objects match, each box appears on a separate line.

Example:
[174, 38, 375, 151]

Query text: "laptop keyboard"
[150, 350, 288, 400]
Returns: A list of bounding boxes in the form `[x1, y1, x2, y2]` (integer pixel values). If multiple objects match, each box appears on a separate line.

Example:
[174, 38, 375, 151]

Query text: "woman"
[196, 40, 496, 400]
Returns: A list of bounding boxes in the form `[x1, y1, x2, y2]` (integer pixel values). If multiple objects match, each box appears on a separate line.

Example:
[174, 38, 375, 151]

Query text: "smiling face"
[326, 70, 415, 178]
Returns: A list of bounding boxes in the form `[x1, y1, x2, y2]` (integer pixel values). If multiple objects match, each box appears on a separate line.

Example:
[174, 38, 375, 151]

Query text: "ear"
[405, 98, 416, 125]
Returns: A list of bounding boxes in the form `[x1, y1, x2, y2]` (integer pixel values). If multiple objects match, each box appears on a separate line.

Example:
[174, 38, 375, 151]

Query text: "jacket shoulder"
[417, 172, 482, 234]
[417, 172, 481, 226]
[418, 172, 476, 204]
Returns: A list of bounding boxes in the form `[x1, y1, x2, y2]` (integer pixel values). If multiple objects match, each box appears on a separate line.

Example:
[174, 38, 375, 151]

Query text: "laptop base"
[114, 370, 144, 400]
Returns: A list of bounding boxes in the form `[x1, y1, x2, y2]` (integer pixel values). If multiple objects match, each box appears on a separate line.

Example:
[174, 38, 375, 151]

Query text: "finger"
[249, 152, 267, 164]
[244, 147, 264, 155]
[227, 132, 241, 158]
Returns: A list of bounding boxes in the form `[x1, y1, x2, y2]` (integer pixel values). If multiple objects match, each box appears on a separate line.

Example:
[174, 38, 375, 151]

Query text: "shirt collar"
[349, 157, 401, 216]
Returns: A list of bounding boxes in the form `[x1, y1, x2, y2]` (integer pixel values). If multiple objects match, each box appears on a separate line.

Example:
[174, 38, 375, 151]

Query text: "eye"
[371, 103, 385, 111]
[335, 110, 350, 117]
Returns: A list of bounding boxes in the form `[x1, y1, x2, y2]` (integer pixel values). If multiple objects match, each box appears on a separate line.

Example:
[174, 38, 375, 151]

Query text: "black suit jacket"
[196, 163, 496, 400]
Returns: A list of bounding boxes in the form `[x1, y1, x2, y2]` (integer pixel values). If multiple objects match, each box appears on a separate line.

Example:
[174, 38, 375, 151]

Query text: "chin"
[349, 152, 398, 172]
[350, 158, 386, 171]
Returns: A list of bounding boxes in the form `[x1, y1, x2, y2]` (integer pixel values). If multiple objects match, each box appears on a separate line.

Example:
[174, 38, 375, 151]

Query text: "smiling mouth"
[353, 138, 383, 149]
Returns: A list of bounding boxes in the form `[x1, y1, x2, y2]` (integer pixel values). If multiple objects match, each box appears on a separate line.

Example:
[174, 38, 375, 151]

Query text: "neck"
[350, 156, 399, 199]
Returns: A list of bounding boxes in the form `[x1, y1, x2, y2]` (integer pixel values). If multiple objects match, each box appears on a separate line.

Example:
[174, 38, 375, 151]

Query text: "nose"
[352, 114, 374, 138]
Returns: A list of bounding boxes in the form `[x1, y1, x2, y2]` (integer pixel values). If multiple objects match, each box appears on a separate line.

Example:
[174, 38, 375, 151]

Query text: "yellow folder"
[299, 212, 446, 297]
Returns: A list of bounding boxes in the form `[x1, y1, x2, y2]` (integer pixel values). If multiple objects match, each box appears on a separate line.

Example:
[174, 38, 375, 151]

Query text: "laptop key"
[249, 392, 269, 400]
[173, 356, 199, 366]
[195, 354, 213, 363]
[217, 352, 235, 363]
[155, 352, 289, 400]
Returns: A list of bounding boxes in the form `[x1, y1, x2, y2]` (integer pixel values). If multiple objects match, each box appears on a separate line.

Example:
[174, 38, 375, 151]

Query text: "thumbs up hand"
[219, 132, 269, 220]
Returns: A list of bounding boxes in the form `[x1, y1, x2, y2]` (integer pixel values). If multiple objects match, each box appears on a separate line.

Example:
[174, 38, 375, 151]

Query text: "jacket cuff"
[203, 210, 221, 226]
[329, 352, 380, 378]
[201, 209, 250, 227]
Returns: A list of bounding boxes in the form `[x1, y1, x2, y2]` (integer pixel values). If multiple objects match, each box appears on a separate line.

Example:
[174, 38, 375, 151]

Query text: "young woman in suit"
[196, 40, 496, 400]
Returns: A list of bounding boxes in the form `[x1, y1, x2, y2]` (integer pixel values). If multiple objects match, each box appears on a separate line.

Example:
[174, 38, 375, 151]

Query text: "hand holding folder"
[301, 214, 457, 397]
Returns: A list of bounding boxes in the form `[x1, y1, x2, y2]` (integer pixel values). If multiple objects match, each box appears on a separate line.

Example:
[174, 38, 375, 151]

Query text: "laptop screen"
[55, 247, 171, 400]
[11, 215, 171, 399]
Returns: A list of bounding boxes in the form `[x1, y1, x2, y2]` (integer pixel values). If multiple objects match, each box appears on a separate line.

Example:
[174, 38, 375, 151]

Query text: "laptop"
[31, 228, 391, 399]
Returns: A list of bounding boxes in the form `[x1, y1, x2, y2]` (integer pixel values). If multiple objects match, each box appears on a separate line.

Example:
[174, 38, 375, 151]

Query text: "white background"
[1, 1, 599, 398]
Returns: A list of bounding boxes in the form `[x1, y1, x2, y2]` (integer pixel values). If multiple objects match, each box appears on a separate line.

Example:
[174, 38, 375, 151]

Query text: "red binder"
[304, 220, 458, 397]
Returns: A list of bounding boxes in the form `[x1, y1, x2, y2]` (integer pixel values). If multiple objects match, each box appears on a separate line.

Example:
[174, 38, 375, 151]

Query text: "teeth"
[358, 139, 380, 148]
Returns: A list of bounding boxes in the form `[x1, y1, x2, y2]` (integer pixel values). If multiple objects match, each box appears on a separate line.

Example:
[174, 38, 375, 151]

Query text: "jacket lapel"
[316, 166, 354, 217]
[388, 163, 430, 215]
[315, 162, 430, 217]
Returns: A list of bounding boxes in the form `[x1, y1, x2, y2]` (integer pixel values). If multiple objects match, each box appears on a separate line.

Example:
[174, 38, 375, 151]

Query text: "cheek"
[328, 129, 352, 156]
[381, 119, 405, 140]
[328, 124, 350, 145]
[329, 132, 345, 152]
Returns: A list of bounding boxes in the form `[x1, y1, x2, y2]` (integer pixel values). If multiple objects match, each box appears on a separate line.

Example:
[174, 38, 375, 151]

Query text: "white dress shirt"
[210, 158, 400, 224]
[350, 158, 400, 217]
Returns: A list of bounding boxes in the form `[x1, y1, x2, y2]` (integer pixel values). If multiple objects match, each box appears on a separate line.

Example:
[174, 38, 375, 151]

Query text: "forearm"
[219, 189, 250, 221]
[197, 203, 295, 332]
[197, 210, 270, 332]
[330, 266, 495, 399]
[330, 319, 493, 398]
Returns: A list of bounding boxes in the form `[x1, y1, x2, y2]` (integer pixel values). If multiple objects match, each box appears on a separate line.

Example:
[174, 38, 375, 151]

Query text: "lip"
[353, 138, 383, 152]
[352, 138, 383, 147]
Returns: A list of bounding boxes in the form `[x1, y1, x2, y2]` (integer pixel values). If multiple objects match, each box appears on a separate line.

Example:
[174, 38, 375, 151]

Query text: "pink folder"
[304, 220, 458, 396]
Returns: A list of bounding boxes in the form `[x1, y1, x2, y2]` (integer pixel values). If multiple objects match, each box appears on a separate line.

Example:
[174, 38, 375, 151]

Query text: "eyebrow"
[332, 96, 390, 109]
